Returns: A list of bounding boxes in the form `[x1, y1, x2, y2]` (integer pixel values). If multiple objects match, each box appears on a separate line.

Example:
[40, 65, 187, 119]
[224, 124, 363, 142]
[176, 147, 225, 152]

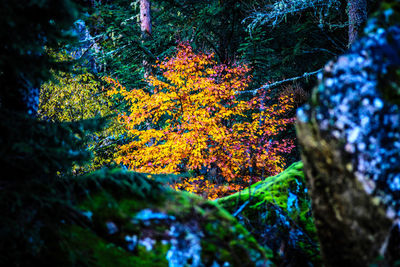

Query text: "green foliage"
[85, 0, 253, 89]
[155, 0, 249, 64]
[84, 0, 354, 94]
[240, 3, 347, 86]
[238, 27, 275, 86]
[0, 1, 94, 264]
[86, 0, 148, 89]
[0, 0, 79, 112]
[0, 110, 98, 264]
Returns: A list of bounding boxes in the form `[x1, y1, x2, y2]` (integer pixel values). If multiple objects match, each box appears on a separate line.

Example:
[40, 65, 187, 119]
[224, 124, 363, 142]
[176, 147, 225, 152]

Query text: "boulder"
[218, 162, 320, 266]
[296, 2, 400, 265]
[62, 169, 272, 267]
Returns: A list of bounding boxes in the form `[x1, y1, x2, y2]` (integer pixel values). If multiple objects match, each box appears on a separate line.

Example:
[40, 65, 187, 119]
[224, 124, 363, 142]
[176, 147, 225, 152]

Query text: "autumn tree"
[108, 43, 295, 199]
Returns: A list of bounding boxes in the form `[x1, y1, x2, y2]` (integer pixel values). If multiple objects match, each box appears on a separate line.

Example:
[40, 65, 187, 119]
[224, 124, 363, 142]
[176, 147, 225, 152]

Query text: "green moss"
[218, 162, 305, 214]
[218, 162, 320, 265]
[71, 168, 273, 266]
[217, 162, 304, 204]
[61, 225, 169, 267]
[196, 199, 273, 265]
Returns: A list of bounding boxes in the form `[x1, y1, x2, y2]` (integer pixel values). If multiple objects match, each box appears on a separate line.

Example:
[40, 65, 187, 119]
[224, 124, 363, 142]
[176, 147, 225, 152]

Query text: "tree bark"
[140, 0, 152, 78]
[348, 0, 367, 46]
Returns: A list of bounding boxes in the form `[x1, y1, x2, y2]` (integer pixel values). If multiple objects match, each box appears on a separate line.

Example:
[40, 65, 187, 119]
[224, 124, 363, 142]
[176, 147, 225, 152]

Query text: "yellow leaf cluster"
[107, 43, 295, 199]
[39, 59, 122, 171]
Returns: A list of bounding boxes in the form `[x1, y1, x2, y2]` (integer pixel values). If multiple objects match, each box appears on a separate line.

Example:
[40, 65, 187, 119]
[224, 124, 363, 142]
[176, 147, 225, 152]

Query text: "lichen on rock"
[64, 168, 272, 266]
[296, 1, 400, 265]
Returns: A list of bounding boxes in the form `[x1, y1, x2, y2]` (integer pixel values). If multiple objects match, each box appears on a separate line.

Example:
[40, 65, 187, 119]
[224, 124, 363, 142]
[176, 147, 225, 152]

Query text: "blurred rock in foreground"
[296, 1, 400, 266]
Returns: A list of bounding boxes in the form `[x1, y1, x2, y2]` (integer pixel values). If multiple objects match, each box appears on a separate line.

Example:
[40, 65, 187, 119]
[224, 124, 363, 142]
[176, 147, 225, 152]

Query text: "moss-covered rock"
[296, 1, 400, 266]
[56, 168, 272, 266]
[218, 162, 320, 266]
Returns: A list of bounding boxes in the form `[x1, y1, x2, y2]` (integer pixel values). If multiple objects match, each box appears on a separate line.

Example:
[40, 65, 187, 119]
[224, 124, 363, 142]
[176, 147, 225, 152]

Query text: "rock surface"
[296, 2, 400, 265]
[64, 169, 272, 267]
[218, 162, 320, 266]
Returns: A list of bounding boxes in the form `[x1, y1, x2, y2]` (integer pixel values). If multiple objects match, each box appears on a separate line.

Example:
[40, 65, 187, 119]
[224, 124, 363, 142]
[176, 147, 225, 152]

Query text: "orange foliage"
[106, 43, 295, 199]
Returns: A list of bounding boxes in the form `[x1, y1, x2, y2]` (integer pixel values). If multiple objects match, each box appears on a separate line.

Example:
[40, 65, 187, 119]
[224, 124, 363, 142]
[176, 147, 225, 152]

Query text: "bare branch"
[236, 68, 323, 95]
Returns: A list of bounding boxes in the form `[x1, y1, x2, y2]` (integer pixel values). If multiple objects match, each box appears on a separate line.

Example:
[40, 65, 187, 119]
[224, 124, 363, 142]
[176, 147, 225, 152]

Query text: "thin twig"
[233, 200, 250, 217]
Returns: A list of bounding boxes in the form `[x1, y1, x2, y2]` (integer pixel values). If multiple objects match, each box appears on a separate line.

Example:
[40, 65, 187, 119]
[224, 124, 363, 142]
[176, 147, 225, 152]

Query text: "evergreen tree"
[0, 0, 79, 113]
[0, 1, 94, 264]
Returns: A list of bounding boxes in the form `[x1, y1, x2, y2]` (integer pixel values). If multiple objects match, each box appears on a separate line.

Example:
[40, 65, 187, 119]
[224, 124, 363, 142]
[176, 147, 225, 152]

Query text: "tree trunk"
[348, 0, 367, 46]
[140, 0, 152, 78]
